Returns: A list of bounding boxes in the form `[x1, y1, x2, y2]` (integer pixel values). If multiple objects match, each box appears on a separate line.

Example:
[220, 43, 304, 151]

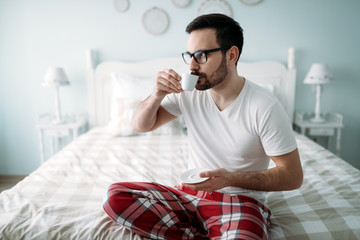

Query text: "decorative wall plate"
[239, 0, 262, 5]
[113, 0, 129, 13]
[142, 7, 169, 35]
[197, 0, 232, 17]
[172, 0, 192, 8]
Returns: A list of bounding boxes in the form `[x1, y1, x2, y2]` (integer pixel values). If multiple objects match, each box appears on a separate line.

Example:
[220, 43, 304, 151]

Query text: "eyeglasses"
[182, 47, 230, 65]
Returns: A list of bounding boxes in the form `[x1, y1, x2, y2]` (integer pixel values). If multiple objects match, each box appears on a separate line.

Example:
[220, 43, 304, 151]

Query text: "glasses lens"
[194, 51, 206, 64]
[182, 52, 192, 64]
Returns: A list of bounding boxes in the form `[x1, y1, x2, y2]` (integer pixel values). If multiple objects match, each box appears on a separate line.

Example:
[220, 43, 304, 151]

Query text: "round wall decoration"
[239, 0, 262, 5]
[197, 0, 232, 17]
[113, 0, 129, 13]
[172, 0, 192, 8]
[142, 7, 169, 35]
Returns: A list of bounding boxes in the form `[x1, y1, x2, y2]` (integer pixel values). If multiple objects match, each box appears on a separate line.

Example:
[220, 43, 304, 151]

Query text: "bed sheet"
[268, 134, 360, 239]
[0, 128, 187, 240]
[1, 128, 359, 239]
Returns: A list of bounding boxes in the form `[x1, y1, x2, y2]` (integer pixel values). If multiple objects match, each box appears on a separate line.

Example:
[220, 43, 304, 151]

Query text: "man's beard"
[192, 55, 229, 91]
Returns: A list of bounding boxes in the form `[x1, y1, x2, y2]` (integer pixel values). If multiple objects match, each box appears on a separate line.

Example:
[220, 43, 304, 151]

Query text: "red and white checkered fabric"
[103, 182, 271, 240]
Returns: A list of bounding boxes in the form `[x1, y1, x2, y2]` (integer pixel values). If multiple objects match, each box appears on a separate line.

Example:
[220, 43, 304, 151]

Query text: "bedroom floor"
[0, 175, 27, 193]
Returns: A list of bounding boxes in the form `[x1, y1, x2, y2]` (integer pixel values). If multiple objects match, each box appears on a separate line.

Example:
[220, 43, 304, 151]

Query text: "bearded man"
[104, 14, 303, 240]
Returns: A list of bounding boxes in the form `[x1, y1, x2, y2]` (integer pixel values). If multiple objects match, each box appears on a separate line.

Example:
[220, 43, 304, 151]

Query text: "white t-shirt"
[161, 80, 297, 204]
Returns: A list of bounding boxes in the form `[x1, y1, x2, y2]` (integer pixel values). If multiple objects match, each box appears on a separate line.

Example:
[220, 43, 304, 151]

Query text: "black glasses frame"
[182, 47, 230, 65]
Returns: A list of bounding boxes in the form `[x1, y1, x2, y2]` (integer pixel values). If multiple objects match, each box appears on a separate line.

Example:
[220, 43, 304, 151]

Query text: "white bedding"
[0, 128, 187, 239]
[1, 127, 359, 239]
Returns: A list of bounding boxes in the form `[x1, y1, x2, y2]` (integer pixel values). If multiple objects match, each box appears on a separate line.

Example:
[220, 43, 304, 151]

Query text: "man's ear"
[227, 46, 239, 67]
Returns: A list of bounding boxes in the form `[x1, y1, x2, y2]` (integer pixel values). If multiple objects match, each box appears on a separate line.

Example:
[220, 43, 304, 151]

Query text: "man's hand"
[182, 168, 232, 193]
[154, 69, 183, 100]
[182, 149, 303, 194]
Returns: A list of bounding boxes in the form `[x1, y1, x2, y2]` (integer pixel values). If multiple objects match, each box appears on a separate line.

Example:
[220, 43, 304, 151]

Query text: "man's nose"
[189, 57, 200, 72]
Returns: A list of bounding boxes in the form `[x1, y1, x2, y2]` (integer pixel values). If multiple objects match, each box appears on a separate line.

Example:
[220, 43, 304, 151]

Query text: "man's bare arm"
[132, 99, 177, 132]
[132, 69, 183, 133]
[183, 148, 303, 192]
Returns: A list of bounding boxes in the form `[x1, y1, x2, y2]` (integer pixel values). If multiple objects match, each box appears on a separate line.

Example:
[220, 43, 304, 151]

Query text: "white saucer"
[180, 168, 210, 184]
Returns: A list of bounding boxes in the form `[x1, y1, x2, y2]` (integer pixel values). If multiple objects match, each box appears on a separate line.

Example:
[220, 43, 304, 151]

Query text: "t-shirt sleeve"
[161, 93, 182, 117]
[258, 101, 297, 156]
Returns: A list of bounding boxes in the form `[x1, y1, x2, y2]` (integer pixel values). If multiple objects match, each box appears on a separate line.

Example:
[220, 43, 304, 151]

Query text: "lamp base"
[310, 116, 325, 123]
[311, 84, 326, 123]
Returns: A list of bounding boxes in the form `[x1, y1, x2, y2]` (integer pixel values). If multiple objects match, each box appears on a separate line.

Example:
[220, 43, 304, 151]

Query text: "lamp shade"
[304, 63, 332, 84]
[42, 67, 70, 87]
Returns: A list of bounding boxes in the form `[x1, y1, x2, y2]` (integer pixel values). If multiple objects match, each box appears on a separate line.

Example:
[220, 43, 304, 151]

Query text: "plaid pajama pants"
[103, 182, 271, 240]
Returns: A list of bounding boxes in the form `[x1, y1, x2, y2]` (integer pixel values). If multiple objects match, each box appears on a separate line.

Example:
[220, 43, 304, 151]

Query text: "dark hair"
[186, 14, 244, 64]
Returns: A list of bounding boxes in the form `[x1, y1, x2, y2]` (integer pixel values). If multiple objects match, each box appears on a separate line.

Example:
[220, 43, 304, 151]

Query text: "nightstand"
[36, 113, 87, 163]
[294, 112, 344, 156]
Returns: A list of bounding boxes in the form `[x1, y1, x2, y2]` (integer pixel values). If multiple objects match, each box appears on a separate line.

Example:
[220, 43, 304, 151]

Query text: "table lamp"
[304, 63, 332, 123]
[42, 67, 70, 124]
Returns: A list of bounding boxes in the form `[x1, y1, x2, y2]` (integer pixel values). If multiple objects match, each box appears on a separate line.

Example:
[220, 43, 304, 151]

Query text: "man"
[104, 14, 303, 239]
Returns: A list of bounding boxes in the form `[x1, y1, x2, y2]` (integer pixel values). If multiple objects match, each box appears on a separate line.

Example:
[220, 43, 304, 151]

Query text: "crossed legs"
[103, 182, 271, 240]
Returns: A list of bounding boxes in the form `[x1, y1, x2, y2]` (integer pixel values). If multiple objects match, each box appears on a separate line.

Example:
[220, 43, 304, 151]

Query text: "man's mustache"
[191, 71, 206, 79]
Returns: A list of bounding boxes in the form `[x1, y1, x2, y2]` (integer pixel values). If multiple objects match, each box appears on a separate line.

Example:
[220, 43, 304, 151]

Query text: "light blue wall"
[1, 0, 359, 174]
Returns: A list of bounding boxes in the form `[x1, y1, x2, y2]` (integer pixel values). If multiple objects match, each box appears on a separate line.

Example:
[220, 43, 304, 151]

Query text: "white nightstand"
[294, 112, 344, 156]
[36, 113, 87, 163]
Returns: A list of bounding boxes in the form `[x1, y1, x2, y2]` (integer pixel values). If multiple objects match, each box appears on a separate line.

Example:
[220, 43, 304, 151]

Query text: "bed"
[1, 48, 360, 240]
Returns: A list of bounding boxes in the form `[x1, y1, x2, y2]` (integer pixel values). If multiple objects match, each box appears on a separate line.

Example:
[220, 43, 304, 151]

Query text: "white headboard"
[86, 48, 296, 128]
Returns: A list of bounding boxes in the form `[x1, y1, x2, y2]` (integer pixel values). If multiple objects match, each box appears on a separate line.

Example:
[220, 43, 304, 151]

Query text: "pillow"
[109, 73, 184, 136]
[111, 72, 154, 100]
[108, 98, 142, 136]
[257, 83, 275, 94]
[250, 77, 280, 96]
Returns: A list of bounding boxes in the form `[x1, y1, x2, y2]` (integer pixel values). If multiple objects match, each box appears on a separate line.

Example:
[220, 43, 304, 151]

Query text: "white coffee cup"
[181, 73, 198, 91]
